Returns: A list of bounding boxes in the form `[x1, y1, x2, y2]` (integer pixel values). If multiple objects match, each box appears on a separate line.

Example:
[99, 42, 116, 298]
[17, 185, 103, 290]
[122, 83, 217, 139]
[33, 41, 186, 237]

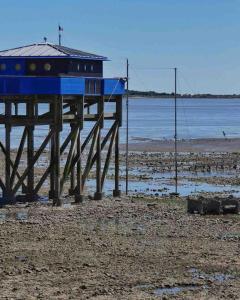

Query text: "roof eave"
[0, 56, 109, 61]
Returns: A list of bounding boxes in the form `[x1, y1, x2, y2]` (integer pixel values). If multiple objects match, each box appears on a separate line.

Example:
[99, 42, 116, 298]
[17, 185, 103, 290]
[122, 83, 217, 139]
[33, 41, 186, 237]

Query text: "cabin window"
[84, 65, 87, 71]
[91, 65, 94, 72]
[15, 64, 21, 71]
[44, 63, 51, 71]
[0, 63, 6, 71]
[29, 63, 36, 71]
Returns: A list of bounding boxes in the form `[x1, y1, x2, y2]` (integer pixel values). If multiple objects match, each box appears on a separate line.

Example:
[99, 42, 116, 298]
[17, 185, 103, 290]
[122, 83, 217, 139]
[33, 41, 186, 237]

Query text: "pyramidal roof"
[0, 43, 108, 60]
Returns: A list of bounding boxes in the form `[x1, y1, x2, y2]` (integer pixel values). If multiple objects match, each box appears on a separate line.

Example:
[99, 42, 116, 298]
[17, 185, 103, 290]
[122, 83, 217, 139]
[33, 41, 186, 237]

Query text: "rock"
[147, 203, 157, 208]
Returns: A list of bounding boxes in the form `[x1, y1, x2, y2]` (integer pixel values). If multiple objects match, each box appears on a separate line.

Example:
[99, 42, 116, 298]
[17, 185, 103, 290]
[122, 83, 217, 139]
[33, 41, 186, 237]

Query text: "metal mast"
[126, 59, 129, 195]
[58, 25, 63, 46]
[174, 67, 178, 195]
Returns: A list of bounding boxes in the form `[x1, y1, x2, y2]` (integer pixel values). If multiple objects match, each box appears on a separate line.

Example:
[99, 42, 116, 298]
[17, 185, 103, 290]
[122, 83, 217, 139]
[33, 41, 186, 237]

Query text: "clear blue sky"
[1, 0, 240, 94]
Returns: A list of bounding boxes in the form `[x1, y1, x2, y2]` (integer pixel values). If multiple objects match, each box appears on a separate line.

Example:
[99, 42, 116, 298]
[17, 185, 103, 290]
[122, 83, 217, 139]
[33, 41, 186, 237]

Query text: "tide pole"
[126, 59, 129, 195]
[174, 67, 178, 195]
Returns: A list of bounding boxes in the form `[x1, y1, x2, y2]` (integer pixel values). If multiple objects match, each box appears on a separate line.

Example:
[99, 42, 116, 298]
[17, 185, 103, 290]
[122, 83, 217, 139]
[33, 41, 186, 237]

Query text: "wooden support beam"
[4, 101, 12, 199]
[0, 178, 6, 194]
[113, 96, 122, 197]
[12, 129, 54, 195]
[90, 121, 117, 170]
[94, 97, 104, 200]
[0, 116, 54, 126]
[60, 126, 78, 192]
[10, 127, 27, 187]
[0, 141, 27, 191]
[52, 96, 62, 206]
[82, 127, 98, 188]
[27, 101, 35, 199]
[70, 118, 102, 171]
[75, 96, 84, 203]
[101, 123, 118, 189]
[113, 124, 121, 197]
[34, 125, 78, 194]
[72, 122, 117, 194]
[69, 103, 77, 195]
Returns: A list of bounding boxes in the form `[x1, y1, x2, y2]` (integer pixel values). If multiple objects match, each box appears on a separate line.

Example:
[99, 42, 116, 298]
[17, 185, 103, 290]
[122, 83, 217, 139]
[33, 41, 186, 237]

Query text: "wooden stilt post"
[26, 100, 35, 201]
[113, 96, 122, 197]
[69, 103, 76, 195]
[101, 122, 118, 190]
[94, 97, 104, 200]
[49, 102, 54, 199]
[0, 77, 124, 205]
[53, 96, 62, 206]
[75, 96, 84, 203]
[4, 100, 12, 201]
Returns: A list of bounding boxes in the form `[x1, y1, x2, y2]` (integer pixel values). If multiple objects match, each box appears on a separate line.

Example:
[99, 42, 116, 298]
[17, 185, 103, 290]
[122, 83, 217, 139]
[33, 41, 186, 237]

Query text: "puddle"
[189, 268, 235, 282]
[16, 211, 28, 221]
[62, 203, 72, 208]
[136, 268, 235, 297]
[136, 284, 153, 289]
[219, 232, 240, 240]
[15, 255, 28, 262]
[38, 196, 51, 204]
[154, 285, 200, 296]
[132, 224, 146, 234]
[136, 283, 203, 296]
[86, 178, 240, 198]
[0, 212, 7, 221]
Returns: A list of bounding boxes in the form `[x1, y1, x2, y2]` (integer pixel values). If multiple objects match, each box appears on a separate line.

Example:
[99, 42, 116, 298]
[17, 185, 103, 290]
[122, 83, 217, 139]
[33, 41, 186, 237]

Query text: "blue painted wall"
[0, 59, 25, 75]
[103, 79, 125, 95]
[0, 76, 125, 96]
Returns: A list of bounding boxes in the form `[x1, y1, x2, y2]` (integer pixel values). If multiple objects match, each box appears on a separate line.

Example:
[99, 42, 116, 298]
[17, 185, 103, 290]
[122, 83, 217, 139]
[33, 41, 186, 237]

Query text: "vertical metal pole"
[126, 59, 129, 195]
[174, 67, 178, 195]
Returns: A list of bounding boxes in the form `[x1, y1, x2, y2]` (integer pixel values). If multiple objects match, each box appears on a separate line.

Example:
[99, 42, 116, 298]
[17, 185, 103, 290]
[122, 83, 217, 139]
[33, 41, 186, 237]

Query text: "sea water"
[1, 98, 240, 148]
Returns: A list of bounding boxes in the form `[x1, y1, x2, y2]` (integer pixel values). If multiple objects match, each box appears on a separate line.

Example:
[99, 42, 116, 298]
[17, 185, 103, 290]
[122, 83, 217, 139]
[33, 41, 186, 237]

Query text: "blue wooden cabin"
[0, 43, 125, 205]
[0, 43, 125, 96]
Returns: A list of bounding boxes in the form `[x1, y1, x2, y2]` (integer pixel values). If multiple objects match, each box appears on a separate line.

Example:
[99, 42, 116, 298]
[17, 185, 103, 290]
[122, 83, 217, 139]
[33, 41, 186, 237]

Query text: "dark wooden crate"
[187, 196, 239, 215]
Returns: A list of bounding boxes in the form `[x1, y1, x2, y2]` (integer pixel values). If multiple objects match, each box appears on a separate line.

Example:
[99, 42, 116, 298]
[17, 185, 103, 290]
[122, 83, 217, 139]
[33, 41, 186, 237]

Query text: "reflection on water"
[86, 175, 240, 197]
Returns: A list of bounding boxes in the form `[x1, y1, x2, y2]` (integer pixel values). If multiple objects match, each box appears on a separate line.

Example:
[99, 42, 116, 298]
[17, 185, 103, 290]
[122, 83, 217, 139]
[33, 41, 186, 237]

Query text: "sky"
[1, 0, 240, 94]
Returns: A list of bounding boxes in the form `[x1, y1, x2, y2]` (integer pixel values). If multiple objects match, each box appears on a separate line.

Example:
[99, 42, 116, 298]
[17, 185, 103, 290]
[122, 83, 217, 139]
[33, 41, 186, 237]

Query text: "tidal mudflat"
[0, 196, 239, 299]
[0, 140, 240, 299]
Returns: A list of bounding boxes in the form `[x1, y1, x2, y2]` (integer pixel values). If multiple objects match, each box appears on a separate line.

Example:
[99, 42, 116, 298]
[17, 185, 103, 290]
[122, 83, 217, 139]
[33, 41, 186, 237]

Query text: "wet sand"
[120, 138, 240, 152]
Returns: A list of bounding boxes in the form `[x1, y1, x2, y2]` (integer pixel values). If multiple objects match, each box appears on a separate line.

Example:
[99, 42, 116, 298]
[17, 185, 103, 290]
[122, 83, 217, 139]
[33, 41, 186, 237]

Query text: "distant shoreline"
[126, 91, 240, 99]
